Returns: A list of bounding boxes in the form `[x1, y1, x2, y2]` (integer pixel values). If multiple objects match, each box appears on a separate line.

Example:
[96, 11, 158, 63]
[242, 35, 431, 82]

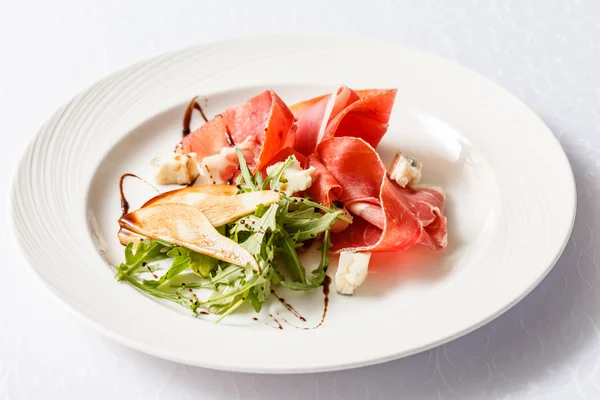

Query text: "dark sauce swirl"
[119, 173, 158, 216]
[182, 96, 209, 137]
[262, 275, 332, 330]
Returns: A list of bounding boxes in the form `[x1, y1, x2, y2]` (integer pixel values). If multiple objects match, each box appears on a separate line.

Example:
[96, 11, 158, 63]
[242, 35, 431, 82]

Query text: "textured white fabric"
[1, 1, 598, 398]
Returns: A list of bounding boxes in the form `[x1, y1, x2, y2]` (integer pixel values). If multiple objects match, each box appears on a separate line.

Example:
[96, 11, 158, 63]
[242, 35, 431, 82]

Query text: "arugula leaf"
[155, 239, 175, 248]
[247, 288, 263, 313]
[254, 203, 267, 218]
[310, 229, 331, 286]
[282, 210, 342, 242]
[189, 252, 219, 278]
[280, 230, 330, 291]
[160, 247, 192, 282]
[168, 281, 207, 289]
[283, 207, 322, 220]
[115, 240, 170, 281]
[239, 204, 278, 255]
[289, 196, 351, 222]
[235, 148, 257, 191]
[210, 264, 246, 285]
[278, 231, 307, 284]
[206, 275, 266, 306]
[215, 295, 247, 322]
[255, 171, 264, 189]
[148, 247, 219, 290]
[262, 156, 294, 191]
[120, 272, 196, 310]
[142, 279, 160, 288]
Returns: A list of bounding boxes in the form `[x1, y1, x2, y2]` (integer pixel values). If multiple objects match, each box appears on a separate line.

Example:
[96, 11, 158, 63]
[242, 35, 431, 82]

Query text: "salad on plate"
[114, 86, 448, 322]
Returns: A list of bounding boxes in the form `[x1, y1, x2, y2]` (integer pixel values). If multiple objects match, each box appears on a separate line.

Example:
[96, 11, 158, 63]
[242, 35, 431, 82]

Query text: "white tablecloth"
[2, 1, 598, 398]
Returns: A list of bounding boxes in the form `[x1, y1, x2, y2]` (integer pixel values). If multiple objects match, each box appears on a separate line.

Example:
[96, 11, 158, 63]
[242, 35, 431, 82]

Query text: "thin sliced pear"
[143, 185, 237, 208]
[117, 227, 145, 246]
[142, 185, 281, 227]
[119, 203, 259, 270]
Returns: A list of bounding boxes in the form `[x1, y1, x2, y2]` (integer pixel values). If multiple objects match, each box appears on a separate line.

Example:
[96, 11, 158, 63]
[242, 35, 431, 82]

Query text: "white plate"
[9, 36, 576, 373]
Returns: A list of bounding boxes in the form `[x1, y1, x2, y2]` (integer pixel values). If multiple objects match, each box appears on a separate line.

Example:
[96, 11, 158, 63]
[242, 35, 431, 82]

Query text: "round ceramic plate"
[9, 36, 576, 373]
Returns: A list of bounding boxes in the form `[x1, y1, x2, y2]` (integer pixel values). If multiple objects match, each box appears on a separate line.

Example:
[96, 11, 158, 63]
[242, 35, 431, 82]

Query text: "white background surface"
[1, 0, 598, 399]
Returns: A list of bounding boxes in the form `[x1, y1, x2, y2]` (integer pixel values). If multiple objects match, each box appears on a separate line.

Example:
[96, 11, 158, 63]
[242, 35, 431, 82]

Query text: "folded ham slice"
[177, 90, 296, 182]
[308, 137, 447, 252]
[305, 155, 342, 207]
[290, 86, 397, 156]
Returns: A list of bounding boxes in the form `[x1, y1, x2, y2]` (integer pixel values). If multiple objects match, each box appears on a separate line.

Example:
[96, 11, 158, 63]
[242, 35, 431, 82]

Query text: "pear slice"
[119, 203, 259, 270]
[143, 185, 237, 208]
[117, 227, 145, 246]
[143, 185, 281, 227]
[120, 184, 239, 244]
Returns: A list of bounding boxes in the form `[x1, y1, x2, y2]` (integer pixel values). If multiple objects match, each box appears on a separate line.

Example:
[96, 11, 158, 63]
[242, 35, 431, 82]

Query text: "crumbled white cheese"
[200, 147, 237, 184]
[330, 206, 353, 233]
[266, 155, 315, 195]
[192, 162, 213, 186]
[335, 251, 371, 295]
[151, 153, 200, 185]
[388, 151, 422, 188]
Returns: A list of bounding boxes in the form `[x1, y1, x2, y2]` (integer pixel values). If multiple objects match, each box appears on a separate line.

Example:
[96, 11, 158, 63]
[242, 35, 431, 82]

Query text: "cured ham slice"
[309, 137, 447, 252]
[290, 86, 397, 156]
[346, 201, 384, 230]
[306, 155, 342, 207]
[290, 86, 359, 155]
[178, 90, 296, 182]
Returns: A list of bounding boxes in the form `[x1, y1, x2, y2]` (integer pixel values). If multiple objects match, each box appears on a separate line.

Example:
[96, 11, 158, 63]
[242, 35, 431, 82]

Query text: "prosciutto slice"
[177, 90, 296, 181]
[305, 155, 342, 207]
[309, 137, 447, 252]
[289, 86, 397, 156]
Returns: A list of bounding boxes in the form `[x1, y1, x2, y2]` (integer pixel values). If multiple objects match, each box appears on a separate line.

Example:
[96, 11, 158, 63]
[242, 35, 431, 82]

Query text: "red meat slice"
[290, 86, 397, 156]
[177, 90, 296, 182]
[310, 136, 447, 252]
